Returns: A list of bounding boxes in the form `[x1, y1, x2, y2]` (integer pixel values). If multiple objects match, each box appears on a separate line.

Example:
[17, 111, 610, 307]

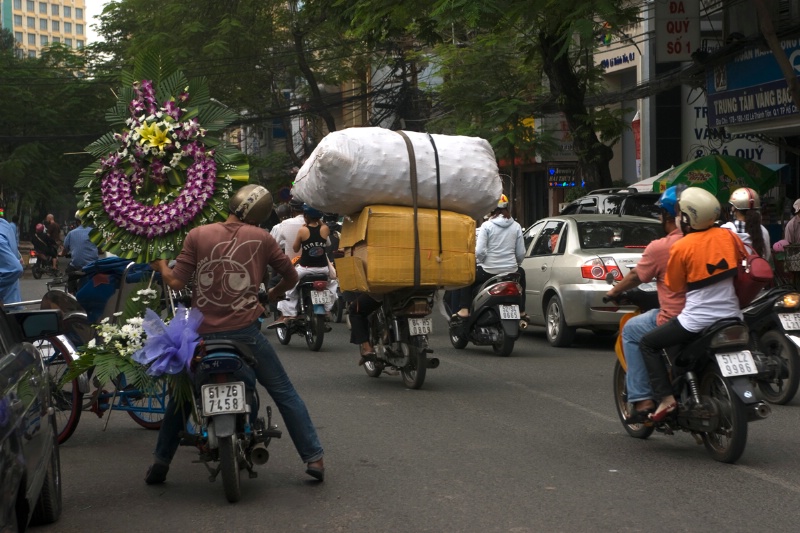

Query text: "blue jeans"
[621, 309, 658, 403]
[153, 322, 324, 465]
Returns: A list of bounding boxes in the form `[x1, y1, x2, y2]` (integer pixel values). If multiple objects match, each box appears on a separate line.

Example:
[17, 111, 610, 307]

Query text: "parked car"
[0, 308, 64, 531]
[521, 214, 665, 347]
[560, 188, 661, 219]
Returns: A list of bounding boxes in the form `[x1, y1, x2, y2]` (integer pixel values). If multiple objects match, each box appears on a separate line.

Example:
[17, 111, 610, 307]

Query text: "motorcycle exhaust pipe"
[427, 357, 440, 369]
[251, 443, 270, 465]
[748, 402, 771, 422]
[519, 319, 528, 330]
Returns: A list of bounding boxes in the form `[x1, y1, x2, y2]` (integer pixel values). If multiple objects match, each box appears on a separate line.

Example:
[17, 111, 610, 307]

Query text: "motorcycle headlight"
[774, 292, 800, 310]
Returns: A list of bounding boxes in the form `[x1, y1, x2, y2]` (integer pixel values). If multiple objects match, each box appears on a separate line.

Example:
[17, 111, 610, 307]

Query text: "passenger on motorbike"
[720, 187, 771, 262]
[640, 187, 743, 422]
[148, 184, 325, 484]
[453, 194, 526, 320]
[271, 198, 308, 262]
[604, 186, 686, 422]
[348, 292, 383, 365]
[274, 204, 339, 324]
[32, 223, 59, 270]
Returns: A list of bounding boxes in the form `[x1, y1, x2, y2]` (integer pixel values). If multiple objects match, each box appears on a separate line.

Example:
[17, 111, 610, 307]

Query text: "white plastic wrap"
[292, 127, 502, 219]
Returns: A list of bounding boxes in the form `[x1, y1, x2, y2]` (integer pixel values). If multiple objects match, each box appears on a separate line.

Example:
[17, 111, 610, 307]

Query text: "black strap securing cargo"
[426, 133, 444, 259]
[396, 130, 421, 287]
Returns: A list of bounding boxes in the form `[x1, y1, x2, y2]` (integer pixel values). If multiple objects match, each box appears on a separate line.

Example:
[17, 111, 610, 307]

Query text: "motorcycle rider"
[148, 184, 325, 484]
[453, 194, 526, 320]
[604, 186, 686, 422]
[721, 187, 771, 262]
[271, 198, 308, 262]
[273, 204, 339, 324]
[32, 223, 59, 271]
[640, 187, 743, 422]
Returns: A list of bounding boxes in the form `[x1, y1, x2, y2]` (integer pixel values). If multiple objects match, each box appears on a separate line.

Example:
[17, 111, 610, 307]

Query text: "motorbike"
[742, 286, 800, 404]
[448, 272, 524, 357]
[274, 273, 332, 351]
[29, 249, 61, 279]
[363, 289, 439, 389]
[606, 287, 771, 464]
[180, 340, 281, 503]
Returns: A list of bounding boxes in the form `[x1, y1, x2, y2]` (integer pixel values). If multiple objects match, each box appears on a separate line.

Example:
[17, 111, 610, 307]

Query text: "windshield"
[577, 220, 664, 249]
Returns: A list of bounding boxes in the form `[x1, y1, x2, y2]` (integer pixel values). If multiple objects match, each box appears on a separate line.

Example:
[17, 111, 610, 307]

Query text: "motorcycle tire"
[306, 314, 325, 351]
[400, 337, 427, 390]
[219, 435, 242, 503]
[546, 295, 576, 347]
[492, 326, 515, 357]
[449, 320, 469, 349]
[332, 293, 345, 323]
[612, 359, 655, 439]
[276, 324, 292, 345]
[32, 265, 43, 279]
[700, 368, 748, 464]
[756, 330, 800, 405]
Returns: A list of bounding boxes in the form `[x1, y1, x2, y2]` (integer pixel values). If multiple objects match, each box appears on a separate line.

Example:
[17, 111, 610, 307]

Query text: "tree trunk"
[538, 33, 613, 190]
[292, 28, 337, 135]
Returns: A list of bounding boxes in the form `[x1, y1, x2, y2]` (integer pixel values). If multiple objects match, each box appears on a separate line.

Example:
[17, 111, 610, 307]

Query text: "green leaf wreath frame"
[76, 53, 250, 263]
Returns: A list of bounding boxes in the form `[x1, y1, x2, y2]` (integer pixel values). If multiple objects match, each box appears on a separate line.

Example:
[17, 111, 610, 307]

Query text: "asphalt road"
[17, 276, 800, 533]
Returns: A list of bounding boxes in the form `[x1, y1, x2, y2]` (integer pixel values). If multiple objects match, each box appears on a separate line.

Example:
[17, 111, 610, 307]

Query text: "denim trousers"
[153, 322, 324, 465]
[621, 309, 658, 403]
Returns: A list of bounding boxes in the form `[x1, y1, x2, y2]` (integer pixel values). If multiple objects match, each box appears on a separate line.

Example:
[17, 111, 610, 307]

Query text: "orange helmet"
[497, 194, 509, 209]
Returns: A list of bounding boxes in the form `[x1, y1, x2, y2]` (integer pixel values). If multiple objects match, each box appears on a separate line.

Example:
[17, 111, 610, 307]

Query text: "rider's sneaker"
[145, 463, 169, 484]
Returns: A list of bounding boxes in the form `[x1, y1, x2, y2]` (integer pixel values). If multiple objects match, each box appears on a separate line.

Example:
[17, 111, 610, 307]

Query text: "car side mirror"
[11, 310, 63, 341]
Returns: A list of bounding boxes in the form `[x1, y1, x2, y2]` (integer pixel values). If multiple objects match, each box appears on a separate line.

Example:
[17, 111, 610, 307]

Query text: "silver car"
[521, 214, 665, 347]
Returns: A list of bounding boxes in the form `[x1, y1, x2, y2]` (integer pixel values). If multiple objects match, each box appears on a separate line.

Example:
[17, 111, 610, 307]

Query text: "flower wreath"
[76, 54, 250, 263]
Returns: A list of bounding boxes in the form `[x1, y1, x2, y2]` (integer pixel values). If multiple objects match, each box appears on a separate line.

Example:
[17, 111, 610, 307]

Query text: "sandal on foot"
[358, 353, 377, 366]
[624, 406, 655, 424]
[649, 402, 677, 423]
[306, 463, 325, 482]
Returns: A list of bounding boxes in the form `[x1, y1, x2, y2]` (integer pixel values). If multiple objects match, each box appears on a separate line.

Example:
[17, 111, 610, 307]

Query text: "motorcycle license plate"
[311, 291, 332, 305]
[408, 317, 433, 335]
[499, 304, 520, 320]
[715, 351, 757, 377]
[779, 313, 800, 331]
[201, 383, 246, 415]
[29, 257, 37, 264]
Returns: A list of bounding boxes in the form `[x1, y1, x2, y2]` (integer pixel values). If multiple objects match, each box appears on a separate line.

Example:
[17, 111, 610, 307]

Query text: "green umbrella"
[652, 155, 779, 204]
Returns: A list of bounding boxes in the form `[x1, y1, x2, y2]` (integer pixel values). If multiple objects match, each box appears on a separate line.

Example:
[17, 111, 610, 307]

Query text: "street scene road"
[16, 276, 800, 533]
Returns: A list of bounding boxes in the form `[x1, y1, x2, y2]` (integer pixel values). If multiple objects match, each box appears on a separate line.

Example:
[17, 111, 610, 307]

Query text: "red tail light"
[581, 257, 622, 281]
[30, 250, 37, 257]
[312, 281, 328, 291]
[488, 282, 521, 296]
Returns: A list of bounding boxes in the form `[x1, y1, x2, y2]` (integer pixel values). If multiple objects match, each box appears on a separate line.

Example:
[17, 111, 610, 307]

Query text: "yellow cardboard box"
[337, 205, 476, 293]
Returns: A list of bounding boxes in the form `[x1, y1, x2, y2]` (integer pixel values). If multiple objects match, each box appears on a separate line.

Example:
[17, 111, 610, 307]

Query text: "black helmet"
[229, 184, 274, 225]
[275, 204, 291, 220]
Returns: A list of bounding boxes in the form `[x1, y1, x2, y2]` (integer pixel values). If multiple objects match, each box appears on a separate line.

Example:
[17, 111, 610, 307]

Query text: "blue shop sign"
[706, 40, 800, 128]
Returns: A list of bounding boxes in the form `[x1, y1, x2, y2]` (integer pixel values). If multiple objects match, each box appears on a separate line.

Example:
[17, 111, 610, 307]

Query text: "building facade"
[1, 0, 87, 58]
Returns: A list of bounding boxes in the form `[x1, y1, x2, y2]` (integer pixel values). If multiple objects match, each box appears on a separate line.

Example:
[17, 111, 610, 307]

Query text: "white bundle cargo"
[292, 127, 502, 219]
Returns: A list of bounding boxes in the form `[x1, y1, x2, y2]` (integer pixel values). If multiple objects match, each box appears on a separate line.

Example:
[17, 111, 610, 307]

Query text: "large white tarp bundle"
[292, 127, 502, 219]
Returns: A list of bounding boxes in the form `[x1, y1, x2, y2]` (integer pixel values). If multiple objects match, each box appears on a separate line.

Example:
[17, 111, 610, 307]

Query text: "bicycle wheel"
[115, 374, 167, 430]
[37, 336, 83, 444]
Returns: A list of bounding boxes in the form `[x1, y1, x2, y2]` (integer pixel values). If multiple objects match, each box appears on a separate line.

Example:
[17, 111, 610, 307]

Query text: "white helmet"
[729, 187, 760, 210]
[229, 184, 274, 225]
[679, 187, 720, 231]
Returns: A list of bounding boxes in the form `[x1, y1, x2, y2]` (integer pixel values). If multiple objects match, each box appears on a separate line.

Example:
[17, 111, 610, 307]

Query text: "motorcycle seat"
[203, 340, 257, 368]
[298, 273, 329, 284]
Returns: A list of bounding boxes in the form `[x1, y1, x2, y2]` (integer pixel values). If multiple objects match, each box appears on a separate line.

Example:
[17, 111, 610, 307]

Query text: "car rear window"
[577, 221, 664, 249]
[620, 195, 661, 219]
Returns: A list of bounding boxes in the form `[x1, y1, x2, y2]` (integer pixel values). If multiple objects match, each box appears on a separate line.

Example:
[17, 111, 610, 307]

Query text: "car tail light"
[312, 281, 328, 291]
[488, 282, 521, 296]
[581, 257, 622, 281]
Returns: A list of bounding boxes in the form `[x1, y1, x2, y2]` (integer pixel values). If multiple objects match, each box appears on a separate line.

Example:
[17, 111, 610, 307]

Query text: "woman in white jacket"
[453, 195, 526, 319]
[720, 187, 771, 261]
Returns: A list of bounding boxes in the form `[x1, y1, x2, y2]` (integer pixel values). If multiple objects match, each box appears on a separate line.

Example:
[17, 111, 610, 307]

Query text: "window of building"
[52, 36, 59, 43]
[14, 31, 23, 43]
[14, 0, 22, 9]
[64, 21, 71, 33]
[14, 15, 23, 26]
[75, 7, 83, 19]
[27, 1, 35, 11]
[39, 2, 46, 14]
[64, 6, 71, 17]
[27, 16, 35, 28]
[65, 37, 72, 47]
[51, 20, 59, 31]
[51, 4, 58, 16]
[28, 33, 35, 45]
[28, 50, 37, 58]
[40, 18, 47, 30]
[76, 24, 84, 35]
[77, 39, 84, 48]
[40, 34, 48, 46]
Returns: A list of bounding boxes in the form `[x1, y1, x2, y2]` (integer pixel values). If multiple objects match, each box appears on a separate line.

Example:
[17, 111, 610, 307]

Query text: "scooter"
[605, 288, 771, 464]
[180, 340, 281, 503]
[274, 273, 332, 351]
[29, 249, 61, 279]
[448, 272, 523, 357]
[742, 286, 800, 404]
